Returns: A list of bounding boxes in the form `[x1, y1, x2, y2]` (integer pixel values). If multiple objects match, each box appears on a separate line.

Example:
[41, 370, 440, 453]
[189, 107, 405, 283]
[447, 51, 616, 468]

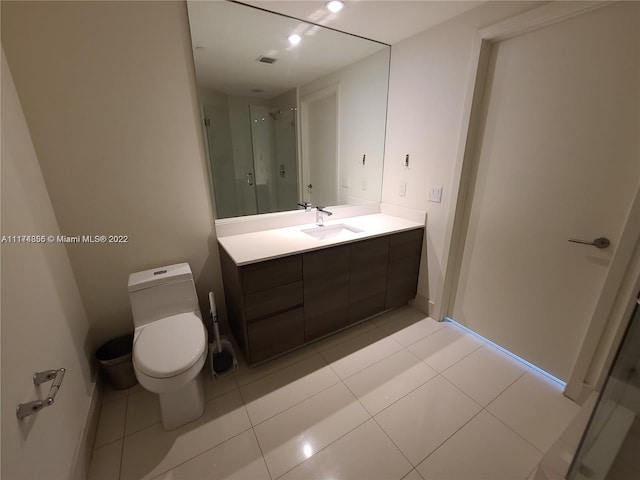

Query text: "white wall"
[1, 50, 95, 480]
[381, 1, 541, 316]
[300, 48, 390, 206]
[1, 1, 225, 347]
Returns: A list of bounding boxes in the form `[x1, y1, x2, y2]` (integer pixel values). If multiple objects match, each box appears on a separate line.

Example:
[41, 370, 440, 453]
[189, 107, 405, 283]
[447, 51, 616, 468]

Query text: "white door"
[301, 87, 338, 207]
[451, 2, 640, 382]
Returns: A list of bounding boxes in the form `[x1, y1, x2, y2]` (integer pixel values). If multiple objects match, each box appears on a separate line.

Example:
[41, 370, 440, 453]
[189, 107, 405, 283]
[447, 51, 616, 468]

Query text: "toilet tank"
[128, 263, 201, 327]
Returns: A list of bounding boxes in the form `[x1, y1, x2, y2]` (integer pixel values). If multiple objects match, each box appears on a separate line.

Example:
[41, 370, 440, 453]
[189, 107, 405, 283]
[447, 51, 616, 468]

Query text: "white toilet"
[127, 263, 208, 430]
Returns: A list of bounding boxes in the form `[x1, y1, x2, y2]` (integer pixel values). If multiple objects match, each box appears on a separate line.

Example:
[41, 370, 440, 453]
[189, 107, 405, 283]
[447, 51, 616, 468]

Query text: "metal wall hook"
[16, 368, 66, 420]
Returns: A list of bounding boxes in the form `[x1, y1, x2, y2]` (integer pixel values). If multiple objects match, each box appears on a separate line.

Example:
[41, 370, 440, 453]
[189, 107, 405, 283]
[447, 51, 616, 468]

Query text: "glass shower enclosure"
[567, 292, 640, 479]
[203, 101, 298, 219]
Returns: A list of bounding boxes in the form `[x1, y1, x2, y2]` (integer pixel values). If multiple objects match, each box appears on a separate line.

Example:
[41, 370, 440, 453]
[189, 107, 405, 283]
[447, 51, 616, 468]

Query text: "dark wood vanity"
[219, 227, 424, 365]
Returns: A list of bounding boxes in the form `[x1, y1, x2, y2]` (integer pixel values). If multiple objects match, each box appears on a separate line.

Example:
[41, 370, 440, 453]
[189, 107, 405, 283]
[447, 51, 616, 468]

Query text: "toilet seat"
[133, 312, 206, 379]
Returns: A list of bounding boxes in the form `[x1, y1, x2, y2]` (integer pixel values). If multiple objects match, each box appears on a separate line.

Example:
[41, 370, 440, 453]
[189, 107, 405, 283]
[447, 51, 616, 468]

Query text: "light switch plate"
[428, 186, 443, 203]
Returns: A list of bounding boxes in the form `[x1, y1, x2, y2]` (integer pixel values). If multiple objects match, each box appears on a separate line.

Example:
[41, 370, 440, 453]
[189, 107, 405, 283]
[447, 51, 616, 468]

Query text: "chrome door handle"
[568, 237, 610, 249]
[246, 172, 254, 186]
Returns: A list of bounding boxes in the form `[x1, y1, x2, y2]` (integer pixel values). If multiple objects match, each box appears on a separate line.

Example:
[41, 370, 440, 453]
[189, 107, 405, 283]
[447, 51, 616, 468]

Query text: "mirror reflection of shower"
[249, 104, 298, 215]
[202, 90, 298, 219]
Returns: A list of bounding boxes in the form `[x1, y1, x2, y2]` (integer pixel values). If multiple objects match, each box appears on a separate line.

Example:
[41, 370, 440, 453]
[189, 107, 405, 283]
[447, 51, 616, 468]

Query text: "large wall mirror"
[187, 1, 390, 220]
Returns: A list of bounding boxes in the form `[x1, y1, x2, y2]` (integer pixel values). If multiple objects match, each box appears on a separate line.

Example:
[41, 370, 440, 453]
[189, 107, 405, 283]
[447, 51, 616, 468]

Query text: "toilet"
[127, 263, 208, 430]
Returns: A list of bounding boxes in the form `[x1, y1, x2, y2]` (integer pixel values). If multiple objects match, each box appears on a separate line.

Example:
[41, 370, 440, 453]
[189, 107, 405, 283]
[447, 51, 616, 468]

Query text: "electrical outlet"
[399, 181, 407, 197]
[428, 186, 442, 203]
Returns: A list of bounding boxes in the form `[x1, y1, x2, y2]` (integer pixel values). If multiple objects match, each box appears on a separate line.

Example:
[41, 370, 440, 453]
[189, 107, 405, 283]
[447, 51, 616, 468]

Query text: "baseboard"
[70, 380, 101, 480]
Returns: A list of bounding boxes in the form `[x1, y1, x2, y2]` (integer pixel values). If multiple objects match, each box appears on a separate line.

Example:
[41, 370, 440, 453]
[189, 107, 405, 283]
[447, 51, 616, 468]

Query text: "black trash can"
[95, 334, 138, 390]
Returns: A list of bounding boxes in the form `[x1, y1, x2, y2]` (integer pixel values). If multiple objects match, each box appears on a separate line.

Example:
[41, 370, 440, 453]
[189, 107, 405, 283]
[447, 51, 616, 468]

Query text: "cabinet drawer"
[245, 281, 303, 322]
[241, 255, 302, 294]
[388, 229, 423, 260]
[247, 307, 305, 364]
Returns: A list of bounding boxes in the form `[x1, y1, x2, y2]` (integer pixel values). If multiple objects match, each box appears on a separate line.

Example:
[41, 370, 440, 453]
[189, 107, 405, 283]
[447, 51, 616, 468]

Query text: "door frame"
[437, 0, 640, 401]
[299, 83, 340, 205]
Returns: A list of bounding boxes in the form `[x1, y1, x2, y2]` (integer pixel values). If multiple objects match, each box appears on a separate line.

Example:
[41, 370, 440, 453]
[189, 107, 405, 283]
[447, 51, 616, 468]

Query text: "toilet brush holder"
[209, 338, 237, 379]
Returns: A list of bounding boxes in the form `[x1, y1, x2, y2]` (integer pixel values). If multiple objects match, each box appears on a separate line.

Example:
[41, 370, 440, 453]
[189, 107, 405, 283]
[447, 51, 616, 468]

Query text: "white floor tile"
[416, 411, 542, 480]
[128, 383, 145, 395]
[487, 371, 580, 453]
[240, 353, 340, 425]
[120, 390, 251, 480]
[539, 438, 575, 478]
[402, 469, 425, 480]
[88, 440, 122, 480]
[234, 343, 318, 387]
[375, 309, 446, 347]
[101, 382, 128, 404]
[312, 318, 381, 352]
[152, 429, 270, 480]
[443, 345, 528, 406]
[204, 368, 238, 400]
[94, 396, 127, 448]
[88, 306, 585, 480]
[125, 388, 161, 435]
[371, 305, 427, 332]
[319, 327, 403, 379]
[278, 419, 412, 480]
[254, 382, 370, 479]
[407, 324, 484, 372]
[375, 376, 482, 465]
[344, 349, 437, 415]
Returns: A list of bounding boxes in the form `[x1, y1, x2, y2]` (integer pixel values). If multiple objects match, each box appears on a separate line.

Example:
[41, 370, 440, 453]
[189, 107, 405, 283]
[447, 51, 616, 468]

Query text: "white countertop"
[218, 213, 425, 265]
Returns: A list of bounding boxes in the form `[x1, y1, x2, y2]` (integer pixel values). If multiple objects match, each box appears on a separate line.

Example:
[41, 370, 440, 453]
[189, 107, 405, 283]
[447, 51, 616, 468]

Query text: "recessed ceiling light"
[326, 0, 344, 13]
[288, 34, 301, 46]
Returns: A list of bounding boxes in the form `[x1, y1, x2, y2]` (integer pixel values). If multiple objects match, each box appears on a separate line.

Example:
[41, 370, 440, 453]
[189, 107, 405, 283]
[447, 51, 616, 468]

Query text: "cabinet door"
[247, 307, 305, 364]
[386, 229, 424, 308]
[349, 236, 389, 324]
[303, 245, 350, 341]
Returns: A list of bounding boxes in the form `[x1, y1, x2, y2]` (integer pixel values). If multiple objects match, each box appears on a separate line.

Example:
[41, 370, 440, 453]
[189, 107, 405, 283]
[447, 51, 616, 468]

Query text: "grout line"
[246, 374, 341, 428]
[249, 426, 274, 480]
[233, 346, 319, 389]
[483, 407, 546, 455]
[370, 413, 416, 474]
[269, 416, 374, 480]
[411, 405, 485, 469]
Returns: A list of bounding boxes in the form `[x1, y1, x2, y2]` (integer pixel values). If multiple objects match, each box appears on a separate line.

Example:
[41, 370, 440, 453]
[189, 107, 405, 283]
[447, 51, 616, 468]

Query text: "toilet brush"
[209, 292, 234, 375]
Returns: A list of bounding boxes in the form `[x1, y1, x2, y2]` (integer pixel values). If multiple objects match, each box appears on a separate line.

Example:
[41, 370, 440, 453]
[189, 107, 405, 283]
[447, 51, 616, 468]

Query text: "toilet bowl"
[128, 263, 208, 430]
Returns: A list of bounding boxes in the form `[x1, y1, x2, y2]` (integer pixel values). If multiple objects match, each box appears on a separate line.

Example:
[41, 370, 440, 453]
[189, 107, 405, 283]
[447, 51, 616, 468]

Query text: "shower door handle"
[568, 237, 610, 249]
[246, 173, 254, 186]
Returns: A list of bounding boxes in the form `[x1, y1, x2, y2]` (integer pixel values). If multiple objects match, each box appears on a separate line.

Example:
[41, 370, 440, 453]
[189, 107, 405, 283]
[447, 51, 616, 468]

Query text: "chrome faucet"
[315, 206, 333, 226]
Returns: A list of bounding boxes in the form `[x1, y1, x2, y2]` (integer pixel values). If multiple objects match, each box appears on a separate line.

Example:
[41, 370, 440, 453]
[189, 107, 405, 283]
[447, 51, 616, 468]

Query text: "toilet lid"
[134, 313, 206, 379]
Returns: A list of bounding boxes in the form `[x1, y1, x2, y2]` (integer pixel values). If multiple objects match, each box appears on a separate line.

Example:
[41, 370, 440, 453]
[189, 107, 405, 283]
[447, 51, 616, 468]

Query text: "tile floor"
[88, 306, 580, 480]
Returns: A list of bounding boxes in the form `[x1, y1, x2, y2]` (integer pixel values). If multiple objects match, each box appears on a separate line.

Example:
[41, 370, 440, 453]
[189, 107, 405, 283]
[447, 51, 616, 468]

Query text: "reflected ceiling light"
[326, 0, 344, 13]
[302, 442, 313, 458]
[288, 34, 302, 45]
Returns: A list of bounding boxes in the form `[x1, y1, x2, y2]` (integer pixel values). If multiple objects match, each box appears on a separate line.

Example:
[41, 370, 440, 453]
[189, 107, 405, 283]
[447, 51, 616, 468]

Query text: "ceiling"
[188, 1, 485, 99]
[188, 1, 388, 98]
[242, 0, 485, 45]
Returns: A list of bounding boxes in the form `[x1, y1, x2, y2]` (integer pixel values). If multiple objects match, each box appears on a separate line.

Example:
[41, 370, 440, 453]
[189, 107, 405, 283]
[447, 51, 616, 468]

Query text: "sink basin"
[302, 223, 363, 240]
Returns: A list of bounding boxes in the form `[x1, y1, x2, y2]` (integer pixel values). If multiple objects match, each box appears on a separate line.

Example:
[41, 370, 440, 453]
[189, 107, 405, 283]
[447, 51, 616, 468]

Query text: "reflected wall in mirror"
[187, 1, 390, 219]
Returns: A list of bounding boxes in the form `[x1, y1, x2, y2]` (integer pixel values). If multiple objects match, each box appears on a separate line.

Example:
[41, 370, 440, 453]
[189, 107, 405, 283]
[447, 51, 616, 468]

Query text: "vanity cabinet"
[219, 227, 424, 365]
[349, 236, 390, 324]
[386, 228, 424, 308]
[303, 245, 350, 341]
[219, 252, 305, 364]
